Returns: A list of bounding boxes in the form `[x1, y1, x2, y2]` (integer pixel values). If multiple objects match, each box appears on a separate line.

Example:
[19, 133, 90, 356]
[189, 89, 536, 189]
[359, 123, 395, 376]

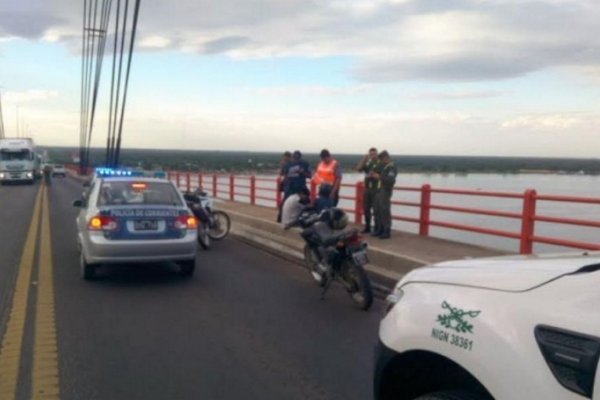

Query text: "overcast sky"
[1, 0, 599, 157]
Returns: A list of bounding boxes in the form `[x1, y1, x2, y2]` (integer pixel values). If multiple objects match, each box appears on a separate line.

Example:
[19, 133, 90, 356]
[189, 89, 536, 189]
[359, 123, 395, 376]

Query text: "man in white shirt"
[281, 187, 311, 229]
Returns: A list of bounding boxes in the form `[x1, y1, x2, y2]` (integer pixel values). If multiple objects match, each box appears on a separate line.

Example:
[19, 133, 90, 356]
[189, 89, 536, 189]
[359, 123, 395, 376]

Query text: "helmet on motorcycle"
[327, 208, 348, 230]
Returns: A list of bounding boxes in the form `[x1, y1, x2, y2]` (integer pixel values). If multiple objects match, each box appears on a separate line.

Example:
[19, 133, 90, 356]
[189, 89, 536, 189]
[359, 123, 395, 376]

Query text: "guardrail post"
[250, 176, 257, 205]
[198, 173, 203, 190]
[230, 174, 235, 201]
[176, 172, 181, 189]
[520, 189, 537, 254]
[419, 184, 431, 236]
[212, 174, 217, 198]
[185, 173, 191, 192]
[310, 180, 317, 202]
[355, 182, 365, 225]
[276, 176, 284, 206]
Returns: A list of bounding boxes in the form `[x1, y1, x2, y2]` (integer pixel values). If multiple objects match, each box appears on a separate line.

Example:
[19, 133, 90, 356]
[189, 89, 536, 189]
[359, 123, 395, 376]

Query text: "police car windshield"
[98, 181, 183, 207]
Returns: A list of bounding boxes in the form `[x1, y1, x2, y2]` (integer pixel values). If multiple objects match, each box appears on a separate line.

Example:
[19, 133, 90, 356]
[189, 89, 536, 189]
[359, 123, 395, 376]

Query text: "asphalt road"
[0, 176, 383, 400]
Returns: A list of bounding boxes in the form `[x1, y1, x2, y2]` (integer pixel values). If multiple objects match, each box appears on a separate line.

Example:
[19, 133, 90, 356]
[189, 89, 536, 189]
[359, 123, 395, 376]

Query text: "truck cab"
[0, 138, 37, 184]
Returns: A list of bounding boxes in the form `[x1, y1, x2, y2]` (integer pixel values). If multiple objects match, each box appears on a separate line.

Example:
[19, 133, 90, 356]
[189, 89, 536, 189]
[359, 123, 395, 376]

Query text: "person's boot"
[371, 228, 382, 237]
[361, 218, 371, 233]
[378, 229, 391, 239]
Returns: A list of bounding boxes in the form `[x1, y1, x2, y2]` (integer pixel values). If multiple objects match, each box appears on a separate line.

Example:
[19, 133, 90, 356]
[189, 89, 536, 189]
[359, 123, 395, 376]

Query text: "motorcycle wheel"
[303, 245, 326, 287]
[341, 261, 373, 310]
[207, 211, 231, 241]
[197, 224, 211, 250]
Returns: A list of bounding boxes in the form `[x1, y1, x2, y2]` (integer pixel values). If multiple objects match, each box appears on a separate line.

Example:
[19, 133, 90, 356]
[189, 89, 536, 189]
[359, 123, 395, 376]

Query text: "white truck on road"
[375, 252, 600, 400]
[0, 138, 37, 184]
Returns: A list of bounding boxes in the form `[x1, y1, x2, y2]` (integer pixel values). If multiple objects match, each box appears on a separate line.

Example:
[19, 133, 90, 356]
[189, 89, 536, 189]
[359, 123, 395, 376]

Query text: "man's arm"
[354, 154, 369, 172]
[332, 162, 343, 196]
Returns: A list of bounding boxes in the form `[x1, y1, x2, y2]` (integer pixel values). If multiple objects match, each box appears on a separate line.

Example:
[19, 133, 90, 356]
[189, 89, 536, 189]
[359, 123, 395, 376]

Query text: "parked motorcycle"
[294, 208, 373, 310]
[184, 189, 231, 249]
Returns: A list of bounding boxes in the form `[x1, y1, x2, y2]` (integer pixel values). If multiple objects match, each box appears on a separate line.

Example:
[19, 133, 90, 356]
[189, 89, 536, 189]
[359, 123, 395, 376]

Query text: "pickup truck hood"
[402, 252, 600, 292]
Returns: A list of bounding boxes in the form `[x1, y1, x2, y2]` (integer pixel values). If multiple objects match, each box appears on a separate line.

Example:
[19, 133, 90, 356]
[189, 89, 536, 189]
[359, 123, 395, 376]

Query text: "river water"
[340, 173, 600, 254]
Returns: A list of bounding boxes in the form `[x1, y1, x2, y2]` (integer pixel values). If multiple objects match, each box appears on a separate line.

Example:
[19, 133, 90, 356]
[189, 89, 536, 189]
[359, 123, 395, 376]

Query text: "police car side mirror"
[73, 199, 85, 208]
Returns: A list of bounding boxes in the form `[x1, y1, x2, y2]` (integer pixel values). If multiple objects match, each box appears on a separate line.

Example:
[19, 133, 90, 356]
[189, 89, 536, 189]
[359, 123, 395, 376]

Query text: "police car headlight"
[384, 286, 404, 316]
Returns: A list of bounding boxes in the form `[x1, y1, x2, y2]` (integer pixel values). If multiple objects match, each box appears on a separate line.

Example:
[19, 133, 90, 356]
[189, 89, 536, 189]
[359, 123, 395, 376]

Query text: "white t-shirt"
[281, 194, 306, 228]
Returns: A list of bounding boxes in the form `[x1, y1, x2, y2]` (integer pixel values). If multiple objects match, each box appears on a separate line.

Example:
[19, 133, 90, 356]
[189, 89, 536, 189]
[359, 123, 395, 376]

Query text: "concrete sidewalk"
[217, 200, 511, 290]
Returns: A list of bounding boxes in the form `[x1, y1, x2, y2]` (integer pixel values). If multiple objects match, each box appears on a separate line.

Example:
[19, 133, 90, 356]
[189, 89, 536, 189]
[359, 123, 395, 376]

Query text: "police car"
[73, 169, 198, 279]
[375, 252, 600, 400]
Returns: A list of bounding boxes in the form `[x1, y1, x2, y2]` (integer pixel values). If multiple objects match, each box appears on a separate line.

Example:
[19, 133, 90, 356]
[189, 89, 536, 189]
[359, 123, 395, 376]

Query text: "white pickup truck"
[375, 252, 600, 400]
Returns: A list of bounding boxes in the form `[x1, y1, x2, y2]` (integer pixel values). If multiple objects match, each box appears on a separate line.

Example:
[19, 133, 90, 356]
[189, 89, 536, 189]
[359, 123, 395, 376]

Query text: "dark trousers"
[375, 189, 393, 232]
[363, 187, 377, 226]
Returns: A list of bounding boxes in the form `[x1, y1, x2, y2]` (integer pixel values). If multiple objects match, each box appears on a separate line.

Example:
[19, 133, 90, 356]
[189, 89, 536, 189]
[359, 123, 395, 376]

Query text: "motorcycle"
[294, 209, 373, 310]
[184, 190, 231, 249]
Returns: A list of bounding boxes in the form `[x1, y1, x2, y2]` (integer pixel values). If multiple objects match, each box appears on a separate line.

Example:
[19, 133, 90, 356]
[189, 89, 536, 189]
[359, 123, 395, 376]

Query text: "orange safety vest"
[313, 160, 338, 185]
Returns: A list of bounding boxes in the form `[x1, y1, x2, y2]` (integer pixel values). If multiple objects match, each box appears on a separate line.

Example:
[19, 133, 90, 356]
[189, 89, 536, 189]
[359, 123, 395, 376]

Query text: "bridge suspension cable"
[79, 0, 142, 173]
[0, 90, 5, 139]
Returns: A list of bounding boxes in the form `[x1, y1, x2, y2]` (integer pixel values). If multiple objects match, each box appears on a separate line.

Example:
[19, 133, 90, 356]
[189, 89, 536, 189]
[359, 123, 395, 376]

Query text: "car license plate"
[352, 250, 369, 265]
[134, 220, 158, 231]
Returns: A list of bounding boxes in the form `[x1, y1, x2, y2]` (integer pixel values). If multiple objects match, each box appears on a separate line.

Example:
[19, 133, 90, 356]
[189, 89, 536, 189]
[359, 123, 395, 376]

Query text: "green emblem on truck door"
[437, 301, 481, 334]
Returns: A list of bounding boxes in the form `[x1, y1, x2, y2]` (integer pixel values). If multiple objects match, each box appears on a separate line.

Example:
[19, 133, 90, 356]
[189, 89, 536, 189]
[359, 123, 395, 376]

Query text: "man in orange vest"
[313, 149, 342, 206]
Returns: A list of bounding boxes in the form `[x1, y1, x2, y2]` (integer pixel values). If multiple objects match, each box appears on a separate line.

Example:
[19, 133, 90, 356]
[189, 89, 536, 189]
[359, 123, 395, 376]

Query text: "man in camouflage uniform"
[354, 147, 380, 233]
[373, 151, 397, 239]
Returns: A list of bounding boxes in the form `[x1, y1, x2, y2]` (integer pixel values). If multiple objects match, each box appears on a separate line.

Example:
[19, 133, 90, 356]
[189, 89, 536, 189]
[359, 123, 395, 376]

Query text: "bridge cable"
[83, 0, 112, 171]
[108, 0, 130, 167]
[113, 0, 142, 167]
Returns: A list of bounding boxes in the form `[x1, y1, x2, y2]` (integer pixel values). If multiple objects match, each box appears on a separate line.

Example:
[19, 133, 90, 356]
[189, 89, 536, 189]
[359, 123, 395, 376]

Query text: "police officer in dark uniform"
[373, 151, 397, 239]
[355, 147, 380, 233]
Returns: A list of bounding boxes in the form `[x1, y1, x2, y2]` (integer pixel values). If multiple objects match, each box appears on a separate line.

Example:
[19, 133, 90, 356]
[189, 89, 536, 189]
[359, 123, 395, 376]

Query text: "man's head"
[283, 151, 292, 162]
[378, 150, 390, 163]
[320, 149, 332, 163]
[293, 150, 302, 161]
[318, 183, 333, 198]
[298, 187, 311, 203]
[368, 147, 378, 160]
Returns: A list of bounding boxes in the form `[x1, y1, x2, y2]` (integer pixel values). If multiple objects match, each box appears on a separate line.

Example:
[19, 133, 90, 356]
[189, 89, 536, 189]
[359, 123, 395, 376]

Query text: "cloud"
[410, 90, 504, 100]
[251, 84, 373, 97]
[501, 112, 600, 131]
[3, 90, 59, 104]
[2, 0, 600, 83]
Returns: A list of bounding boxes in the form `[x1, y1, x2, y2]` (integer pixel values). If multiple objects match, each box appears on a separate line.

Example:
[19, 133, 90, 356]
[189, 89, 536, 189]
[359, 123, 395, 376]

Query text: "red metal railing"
[168, 171, 600, 255]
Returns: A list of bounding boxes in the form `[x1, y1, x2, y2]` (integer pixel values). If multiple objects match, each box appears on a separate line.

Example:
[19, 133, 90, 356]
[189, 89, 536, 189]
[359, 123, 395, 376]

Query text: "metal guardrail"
[145, 170, 600, 255]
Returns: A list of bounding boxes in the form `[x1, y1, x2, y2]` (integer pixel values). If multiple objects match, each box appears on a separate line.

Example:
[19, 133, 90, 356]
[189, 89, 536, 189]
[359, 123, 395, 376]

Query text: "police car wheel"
[80, 253, 97, 280]
[414, 390, 488, 400]
[179, 259, 196, 277]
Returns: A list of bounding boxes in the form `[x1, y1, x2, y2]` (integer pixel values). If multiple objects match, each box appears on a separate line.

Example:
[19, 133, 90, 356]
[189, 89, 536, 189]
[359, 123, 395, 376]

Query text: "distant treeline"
[41, 147, 600, 174]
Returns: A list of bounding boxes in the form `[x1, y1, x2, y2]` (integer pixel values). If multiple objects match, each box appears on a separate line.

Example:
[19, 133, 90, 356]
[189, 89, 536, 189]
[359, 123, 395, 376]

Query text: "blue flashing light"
[96, 167, 139, 178]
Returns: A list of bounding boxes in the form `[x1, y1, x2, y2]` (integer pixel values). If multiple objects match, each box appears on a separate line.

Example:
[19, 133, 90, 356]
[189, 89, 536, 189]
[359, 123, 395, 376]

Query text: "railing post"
[419, 184, 431, 236]
[250, 176, 256, 205]
[185, 173, 191, 192]
[230, 174, 235, 201]
[176, 172, 181, 189]
[198, 173, 203, 190]
[167, 171, 172, 182]
[276, 176, 284, 207]
[212, 174, 217, 198]
[520, 189, 537, 254]
[355, 182, 365, 225]
[310, 180, 317, 202]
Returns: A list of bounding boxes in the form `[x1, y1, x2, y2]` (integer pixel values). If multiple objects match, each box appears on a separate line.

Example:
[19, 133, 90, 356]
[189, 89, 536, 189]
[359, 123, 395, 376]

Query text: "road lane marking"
[0, 185, 43, 400]
[32, 186, 60, 400]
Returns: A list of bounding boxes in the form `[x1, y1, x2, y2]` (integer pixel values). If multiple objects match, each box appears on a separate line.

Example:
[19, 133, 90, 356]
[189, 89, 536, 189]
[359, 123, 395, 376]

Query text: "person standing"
[312, 149, 342, 206]
[373, 151, 397, 239]
[276, 151, 292, 223]
[283, 150, 311, 199]
[355, 147, 380, 233]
